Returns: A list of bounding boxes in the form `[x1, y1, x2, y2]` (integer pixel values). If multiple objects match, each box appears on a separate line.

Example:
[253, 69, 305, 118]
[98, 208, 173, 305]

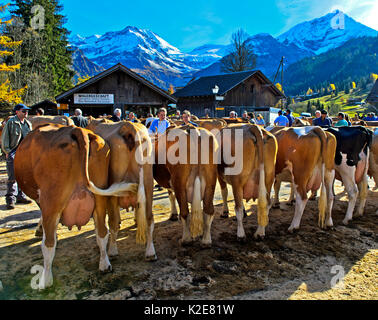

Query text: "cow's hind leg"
[201, 184, 215, 247]
[219, 176, 229, 218]
[325, 169, 336, 228]
[107, 197, 120, 257]
[93, 197, 112, 272]
[168, 190, 179, 221]
[39, 212, 60, 290]
[273, 178, 281, 209]
[233, 185, 246, 241]
[356, 173, 368, 218]
[288, 185, 309, 233]
[338, 165, 358, 225]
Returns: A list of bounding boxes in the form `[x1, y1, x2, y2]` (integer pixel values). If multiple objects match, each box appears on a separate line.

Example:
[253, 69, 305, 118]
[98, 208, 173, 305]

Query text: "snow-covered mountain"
[277, 10, 378, 55]
[70, 11, 378, 89]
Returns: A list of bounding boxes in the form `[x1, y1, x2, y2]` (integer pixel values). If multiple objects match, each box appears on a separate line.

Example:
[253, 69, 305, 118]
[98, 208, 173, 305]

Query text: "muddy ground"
[0, 159, 376, 300]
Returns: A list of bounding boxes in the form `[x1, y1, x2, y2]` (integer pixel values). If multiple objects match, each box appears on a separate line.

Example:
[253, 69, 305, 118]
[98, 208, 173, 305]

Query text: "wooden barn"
[30, 100, 59, 115]
[55, 63, 177, 118]
[174, 70, 285, 118]
[366, 80, 378, 107]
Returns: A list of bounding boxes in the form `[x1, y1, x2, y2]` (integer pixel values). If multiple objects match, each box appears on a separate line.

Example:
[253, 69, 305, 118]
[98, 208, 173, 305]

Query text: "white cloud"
[276, 0, 378, 35]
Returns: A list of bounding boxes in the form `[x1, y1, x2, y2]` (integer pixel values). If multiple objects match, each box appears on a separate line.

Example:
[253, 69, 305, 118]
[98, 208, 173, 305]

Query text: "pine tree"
[0, 3, 27, 106]
[12, 0, 74, 98]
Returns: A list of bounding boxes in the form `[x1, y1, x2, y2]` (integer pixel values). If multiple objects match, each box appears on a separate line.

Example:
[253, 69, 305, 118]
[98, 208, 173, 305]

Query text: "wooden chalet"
[174, 70, 285, 118]
[55, 63, 177, 118]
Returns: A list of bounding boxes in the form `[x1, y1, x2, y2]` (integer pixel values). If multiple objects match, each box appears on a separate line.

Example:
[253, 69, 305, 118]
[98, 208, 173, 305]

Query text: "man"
[128, 112, 137, 123]
[182, 110, 198, 127]
[149, 108, 170, 135]
[1, 104, 33, 210]
[334, 112, 349, 127]
[247, 112, 256, 124]
[313, 110, 333, 128]
[315, 110, 321, 119]
[285, 109, 295, 127]
[230, 111, 237, 119]
[36, 108, 45, 116]
[71, 109, 88, 128]
[145, 113, 156, 128]
[242, 111, 248, 121]
[274, 110, 289, 127]
[110, 108, 122, 123]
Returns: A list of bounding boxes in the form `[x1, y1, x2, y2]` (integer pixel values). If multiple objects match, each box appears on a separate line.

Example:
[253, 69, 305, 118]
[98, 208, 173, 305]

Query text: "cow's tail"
[312, 127, 328, 228]
[249, 125, 268, 228]
[190, 175, 203, 238]
[71, 127, 139, 197]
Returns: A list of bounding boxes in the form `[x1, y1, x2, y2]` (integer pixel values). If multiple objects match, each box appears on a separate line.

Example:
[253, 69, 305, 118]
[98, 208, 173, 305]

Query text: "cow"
[28, 115, 74, 129]
[223, 118, 248, 125]
[267, 126, 337, 232]
[174, 119, 227, 131]
[218, 124, 278, 240]
[153, 125, 219, 247]
[367, 127, 378, 190]
[292, 118, 311, 127]
[14, 124, 141, 289]
[86, 120, 156, 261]
[323, 126, 373, 225]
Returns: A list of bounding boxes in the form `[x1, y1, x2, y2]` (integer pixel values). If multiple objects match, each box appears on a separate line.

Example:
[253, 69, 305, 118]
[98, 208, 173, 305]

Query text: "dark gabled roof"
[56, 63, 177, 103]
[30, 100, 57, 109]
[174, 70, 285, 98]
[367, 80, 378, 104]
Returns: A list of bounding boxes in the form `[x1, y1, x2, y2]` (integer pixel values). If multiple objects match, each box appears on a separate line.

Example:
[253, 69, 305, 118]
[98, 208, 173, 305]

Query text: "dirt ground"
[0, 159, 377, 300]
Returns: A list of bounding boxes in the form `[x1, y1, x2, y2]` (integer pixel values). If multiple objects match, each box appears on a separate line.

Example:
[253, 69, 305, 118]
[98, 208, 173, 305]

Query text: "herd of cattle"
[0, 114, 377, 290]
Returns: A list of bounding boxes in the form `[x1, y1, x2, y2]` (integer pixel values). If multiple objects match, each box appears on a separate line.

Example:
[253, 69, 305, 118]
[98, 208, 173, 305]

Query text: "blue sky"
[62, 0, 378, 51]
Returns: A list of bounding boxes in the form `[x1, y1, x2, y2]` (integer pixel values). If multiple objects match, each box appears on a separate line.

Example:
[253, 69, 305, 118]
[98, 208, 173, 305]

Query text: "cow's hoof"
[146, 254, 158, 262]
[237, 236, 247, 243]
[39, 271, 53, 290]
[108, 245, 119, 257]
[342, 219, 351, 226]
[254, 233, 265, 241]
[169, 214, 179, 222]
[200, 242, 212, 249]
[179, 239, 193, 247]
[288, 227, 299, 234]
[220, 212, 229, 219]
[35, 229, 43, 238]
[99, 258, 112, 273]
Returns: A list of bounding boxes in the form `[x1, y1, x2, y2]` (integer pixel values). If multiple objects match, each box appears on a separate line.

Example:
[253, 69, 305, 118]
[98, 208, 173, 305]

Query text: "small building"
[56, 63, 177, 118]
[30, 100, 59, 115]
[174, 70, 285, 118]
[366, 80, 378, 107]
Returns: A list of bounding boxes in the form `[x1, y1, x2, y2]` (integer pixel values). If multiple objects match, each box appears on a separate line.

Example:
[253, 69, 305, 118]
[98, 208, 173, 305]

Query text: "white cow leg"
[356, 174, 368, 217]
[145, 221, 157, 261]
[202, 214, 214, 247]
[168, 191, 179, 221]
[341, 171, 358, 225]
[181, 216, 192, 245]
[96, 232, 112, 272]
[221, 186, 230, 217]
[325, 169, 335, 228]
[236, 206, 246, 241]
[288, 189, 308, 233]
[39, 232, 57, 290]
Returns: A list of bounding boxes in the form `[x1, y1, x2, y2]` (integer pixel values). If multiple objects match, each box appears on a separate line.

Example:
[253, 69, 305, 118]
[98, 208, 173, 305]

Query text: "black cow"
[325, 126, 373, 226]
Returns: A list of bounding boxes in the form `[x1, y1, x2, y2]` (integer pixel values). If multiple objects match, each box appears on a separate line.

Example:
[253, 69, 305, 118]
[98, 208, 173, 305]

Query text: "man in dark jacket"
[1, 104, 33, 209]
[110, 108, 122, 122]
[313, 110, 333, 127]
[71, 109, 88, 128]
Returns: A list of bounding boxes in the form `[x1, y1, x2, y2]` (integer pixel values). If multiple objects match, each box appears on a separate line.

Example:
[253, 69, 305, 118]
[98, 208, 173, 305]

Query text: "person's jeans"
[6, 149, 27, 205]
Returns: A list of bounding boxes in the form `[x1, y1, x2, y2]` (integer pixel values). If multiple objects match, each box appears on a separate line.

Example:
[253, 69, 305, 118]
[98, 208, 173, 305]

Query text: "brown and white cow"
[153, 125, 219, 246]
[267, 126, 337, 232]
[218, 124, 278, 240]
[367, 127, 378, 189]
[173, 119, 227, 132]
[86, 120, 156, 261]
[14, 124, 140, 289]
[28, 115, 75, 128]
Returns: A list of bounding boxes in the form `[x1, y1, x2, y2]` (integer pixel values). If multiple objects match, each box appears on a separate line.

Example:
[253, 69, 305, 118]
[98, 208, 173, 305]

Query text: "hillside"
[285, 36, 378, 95]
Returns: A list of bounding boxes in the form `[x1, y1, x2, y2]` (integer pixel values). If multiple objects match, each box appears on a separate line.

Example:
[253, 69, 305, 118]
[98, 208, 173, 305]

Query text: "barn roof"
[174, 70, 285, 98]
[56, 63, 177, 103]
[367, 80, 378, 104]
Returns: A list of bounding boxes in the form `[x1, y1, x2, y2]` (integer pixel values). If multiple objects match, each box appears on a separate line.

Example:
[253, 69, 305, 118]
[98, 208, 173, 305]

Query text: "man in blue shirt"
[285, 109, 295, 127]
[274, 110, 289, 127]
[148, 108, 170, 135]
[182, 110, 198, 127]
[313, 110, 333, 127]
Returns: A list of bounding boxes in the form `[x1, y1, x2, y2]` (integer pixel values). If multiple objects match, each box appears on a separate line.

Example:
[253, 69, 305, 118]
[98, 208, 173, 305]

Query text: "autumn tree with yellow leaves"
[0, 3, 26, 106]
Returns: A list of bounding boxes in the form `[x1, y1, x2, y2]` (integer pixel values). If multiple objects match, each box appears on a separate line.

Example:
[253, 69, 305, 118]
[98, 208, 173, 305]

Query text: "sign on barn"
[74, 93, 114, 105]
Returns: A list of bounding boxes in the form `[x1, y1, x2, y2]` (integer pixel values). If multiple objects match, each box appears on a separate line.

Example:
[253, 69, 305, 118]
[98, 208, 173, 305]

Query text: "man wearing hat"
[1, 104, 33, 210]
[312, 109, 333, 127]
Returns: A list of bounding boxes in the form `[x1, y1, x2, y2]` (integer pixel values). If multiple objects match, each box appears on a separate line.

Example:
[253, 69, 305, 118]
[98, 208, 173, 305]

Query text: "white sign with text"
[74, 93, 114, 104]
